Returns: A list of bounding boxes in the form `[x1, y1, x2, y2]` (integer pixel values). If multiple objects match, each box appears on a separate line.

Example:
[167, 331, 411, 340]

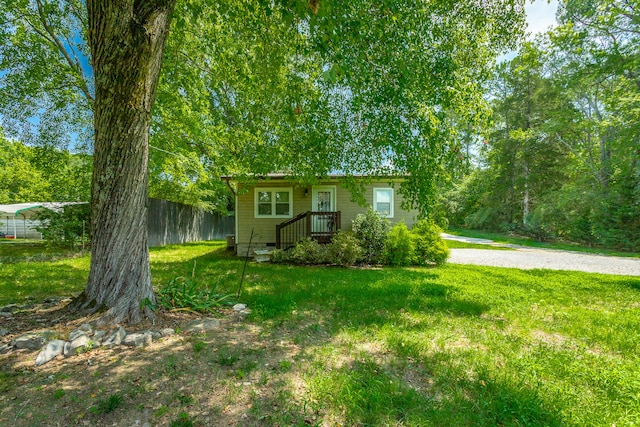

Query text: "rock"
[102, 326, 126, 348]
[0, 328, 9, 336]
[0, 304, 20, 313]
[0, 312, 12, 318]
[67, 324, 92, 342]
[160, 328, 175, 337]
[0, 343, 11, 354]
[92, 330, 106, 344]
[122, 332, 153, 348]
[233, 303, 247, 312]
[66, 334, 92, 356]
[182, 318, 220, 333]
[68, 330, 88, 342]
[148, 330, 162, 340]
[12, 330, 56, 351]
[35, 340, 66, 366]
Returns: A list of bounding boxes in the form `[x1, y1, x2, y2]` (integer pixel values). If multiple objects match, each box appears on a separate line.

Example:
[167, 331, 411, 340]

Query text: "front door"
[311, 186, 336, 235]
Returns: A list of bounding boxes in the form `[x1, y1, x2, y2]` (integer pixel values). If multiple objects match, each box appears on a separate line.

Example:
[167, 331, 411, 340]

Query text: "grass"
[444, 239, 514, 250]
[447, 227, 640, 257]
[2, 241, 640, 425]
[238, 261, 640, 426]
[0, 241, 82, 263]
[0, 241, 230, 306]
[91, 393, 123, 414]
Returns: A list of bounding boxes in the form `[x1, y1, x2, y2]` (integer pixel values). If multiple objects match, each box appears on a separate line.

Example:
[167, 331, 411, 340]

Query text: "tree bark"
[523, 159, 530, 225]
[82, 0, 176, 324]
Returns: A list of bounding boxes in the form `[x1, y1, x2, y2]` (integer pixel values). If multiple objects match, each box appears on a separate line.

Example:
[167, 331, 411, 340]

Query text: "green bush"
[289, 238, 327, 265]
[325, 231, 363, 266]
[411, 219, 450, 266]
[269, 248, 290, 263]
[352, 209, 390, 264]
[384, 222, 414, 266]
[34, 204, 90, 249]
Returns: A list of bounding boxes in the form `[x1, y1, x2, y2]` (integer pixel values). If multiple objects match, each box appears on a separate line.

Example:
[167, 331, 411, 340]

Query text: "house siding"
[234, 179, 420, 255]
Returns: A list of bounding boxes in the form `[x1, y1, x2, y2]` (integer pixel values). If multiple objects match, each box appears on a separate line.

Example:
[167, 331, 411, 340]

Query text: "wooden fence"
[147, 198, 234, 247]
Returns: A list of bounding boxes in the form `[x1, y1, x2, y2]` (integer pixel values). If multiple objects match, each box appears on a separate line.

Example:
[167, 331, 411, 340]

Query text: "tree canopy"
[2, 0, 526, 322]
[1, 0, 526, 214]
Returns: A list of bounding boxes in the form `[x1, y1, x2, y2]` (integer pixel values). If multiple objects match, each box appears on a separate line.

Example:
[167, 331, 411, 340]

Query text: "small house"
[224, 174, 420, 256]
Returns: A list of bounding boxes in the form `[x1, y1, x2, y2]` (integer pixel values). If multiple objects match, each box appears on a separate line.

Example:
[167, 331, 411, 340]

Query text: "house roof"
[221, 173, 407, 181]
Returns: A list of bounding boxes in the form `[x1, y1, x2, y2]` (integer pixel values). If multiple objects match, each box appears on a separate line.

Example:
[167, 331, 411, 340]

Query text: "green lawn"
[2, 241, 640, 425]
[0, 240, 79, 261]
[447, 227, 640, 257]
[444, 239, 514, 250]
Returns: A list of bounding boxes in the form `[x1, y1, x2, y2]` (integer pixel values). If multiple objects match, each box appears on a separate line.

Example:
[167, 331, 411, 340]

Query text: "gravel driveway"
[443, 234, 640, 276]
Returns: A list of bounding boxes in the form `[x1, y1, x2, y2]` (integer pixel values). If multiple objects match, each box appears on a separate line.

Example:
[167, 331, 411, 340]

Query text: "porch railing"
[276, 211, 341, 249]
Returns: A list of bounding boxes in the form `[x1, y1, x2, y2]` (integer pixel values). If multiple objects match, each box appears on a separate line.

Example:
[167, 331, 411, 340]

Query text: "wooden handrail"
[277, 211, 308, 228]
[276, 211, 340, 249]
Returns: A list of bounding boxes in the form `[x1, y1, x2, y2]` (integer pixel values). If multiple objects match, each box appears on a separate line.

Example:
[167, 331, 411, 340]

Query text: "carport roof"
[0, 202, 87, 218]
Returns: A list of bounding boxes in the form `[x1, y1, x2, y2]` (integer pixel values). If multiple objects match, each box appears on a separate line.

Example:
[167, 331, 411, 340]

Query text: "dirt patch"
[530, 330, 568, 348]
[0, 300, 315, 426]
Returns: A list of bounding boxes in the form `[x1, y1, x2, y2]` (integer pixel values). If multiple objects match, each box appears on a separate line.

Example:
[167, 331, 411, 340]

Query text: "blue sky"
[497, 0, 558, 61]
[525, 0, 558, 37]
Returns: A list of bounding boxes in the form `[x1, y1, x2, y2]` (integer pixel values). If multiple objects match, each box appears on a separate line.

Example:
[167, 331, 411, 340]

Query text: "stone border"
[0, 303, 251, 366]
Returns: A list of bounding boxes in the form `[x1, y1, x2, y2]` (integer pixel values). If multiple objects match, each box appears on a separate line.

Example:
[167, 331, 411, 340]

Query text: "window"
[373, 188, 394, 218]
[255, 188, 292, 218]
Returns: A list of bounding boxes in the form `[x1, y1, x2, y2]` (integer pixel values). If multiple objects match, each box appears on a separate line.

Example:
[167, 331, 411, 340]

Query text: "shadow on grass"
[619, 278, 640, 291]
[241, 267, 490, 326]
[0, 319, 563, 427]
[5, 247, 633, 426]
[304, 357, 564, 427]
[0, 262, 89, 305]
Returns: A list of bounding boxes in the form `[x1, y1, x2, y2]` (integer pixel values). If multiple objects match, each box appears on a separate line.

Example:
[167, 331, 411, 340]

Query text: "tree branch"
[554, 132, 602, 186]
[14, 8, 56, 45]
[35, 0, 94, 107]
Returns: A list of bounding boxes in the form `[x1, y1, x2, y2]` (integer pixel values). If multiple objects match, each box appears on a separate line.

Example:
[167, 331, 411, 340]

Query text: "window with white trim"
[255, 188, 293, 218]
[373, 188, 394, 218]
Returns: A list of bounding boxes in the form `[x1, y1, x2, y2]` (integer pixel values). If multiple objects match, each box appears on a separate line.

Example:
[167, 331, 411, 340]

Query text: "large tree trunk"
[82, 0, 176, 324]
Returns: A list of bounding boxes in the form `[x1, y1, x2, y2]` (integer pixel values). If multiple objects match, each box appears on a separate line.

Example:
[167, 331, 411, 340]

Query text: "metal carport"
[0, 202, 86, 239]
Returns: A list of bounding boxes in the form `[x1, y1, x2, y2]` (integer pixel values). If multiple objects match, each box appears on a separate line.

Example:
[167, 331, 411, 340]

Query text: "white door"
[311, 186, 336, 234]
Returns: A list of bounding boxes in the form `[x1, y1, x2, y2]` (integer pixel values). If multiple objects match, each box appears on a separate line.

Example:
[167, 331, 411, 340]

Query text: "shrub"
[269, 248, 290, 263]
[289, 238, 327, 265]
[384, 222, 414, 266]
[411, 220, 450, 266]
[34, 204, 90, 249]
[352, 209, 390, 264]
[326, 231, 363, 266]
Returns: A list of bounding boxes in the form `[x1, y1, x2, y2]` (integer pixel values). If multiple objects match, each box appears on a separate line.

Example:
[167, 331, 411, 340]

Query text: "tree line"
[444, 0, 639, 251]
[0, 135, 91, 204]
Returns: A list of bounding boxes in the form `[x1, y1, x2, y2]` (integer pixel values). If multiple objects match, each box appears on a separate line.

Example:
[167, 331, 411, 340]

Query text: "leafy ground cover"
[447, 227, 640, 257]
[1, 241, 640, 426]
